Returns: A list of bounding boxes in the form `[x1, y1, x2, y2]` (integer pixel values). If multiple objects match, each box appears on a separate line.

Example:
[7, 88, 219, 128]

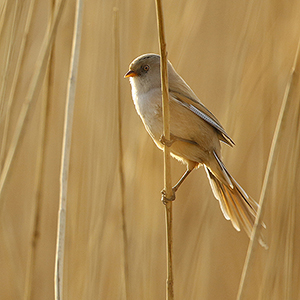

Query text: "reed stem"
[54, 0, 84, 299]
[113, 6, 129, 300]
[236, 39, 300, 300]
[155, 1, 174, 299]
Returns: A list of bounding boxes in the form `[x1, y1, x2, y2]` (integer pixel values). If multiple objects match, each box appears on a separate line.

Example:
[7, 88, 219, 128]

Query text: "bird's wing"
[170, 89, 235, 147]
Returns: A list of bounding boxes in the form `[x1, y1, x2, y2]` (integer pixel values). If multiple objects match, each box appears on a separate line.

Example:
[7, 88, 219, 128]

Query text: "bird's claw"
[161, 188, 176, 205]
[159, 135, 174, 147]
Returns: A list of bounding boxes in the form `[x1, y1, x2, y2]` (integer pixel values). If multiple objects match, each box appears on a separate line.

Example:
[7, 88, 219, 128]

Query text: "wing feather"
[170, 89, 235, 147]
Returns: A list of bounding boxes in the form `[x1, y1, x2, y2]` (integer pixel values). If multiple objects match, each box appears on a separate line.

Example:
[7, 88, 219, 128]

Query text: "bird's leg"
[161, 169, 193, 205]
[172, 169, 192, 192]
[160, 134, 196, 204]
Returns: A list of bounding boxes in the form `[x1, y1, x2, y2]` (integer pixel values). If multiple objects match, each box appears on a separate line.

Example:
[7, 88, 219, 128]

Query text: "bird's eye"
[143, 65, 150, 72]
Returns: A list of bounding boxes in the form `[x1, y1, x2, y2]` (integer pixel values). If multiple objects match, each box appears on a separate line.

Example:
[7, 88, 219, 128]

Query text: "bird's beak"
[124, 70, 137, 78]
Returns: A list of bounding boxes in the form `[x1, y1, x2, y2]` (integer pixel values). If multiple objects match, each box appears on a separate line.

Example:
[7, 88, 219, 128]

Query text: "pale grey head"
[124, 53, 163, 94]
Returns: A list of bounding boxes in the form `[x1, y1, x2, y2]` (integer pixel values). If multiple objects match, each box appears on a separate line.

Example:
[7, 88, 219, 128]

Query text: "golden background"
[0, 0, 300, 299]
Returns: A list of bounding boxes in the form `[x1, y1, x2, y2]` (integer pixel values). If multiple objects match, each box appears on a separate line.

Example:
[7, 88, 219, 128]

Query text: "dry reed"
[0, 0, 36, 168]
[55, 0, 84, 299]
[237, 39, 300, 300]
[113, 6, 129, 300]
[0, 0, 66, 212]
[155, 0, 174, 299]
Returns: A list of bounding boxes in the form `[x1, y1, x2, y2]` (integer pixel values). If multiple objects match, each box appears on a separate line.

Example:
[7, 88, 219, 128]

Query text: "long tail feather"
[204, 153, 267, 248]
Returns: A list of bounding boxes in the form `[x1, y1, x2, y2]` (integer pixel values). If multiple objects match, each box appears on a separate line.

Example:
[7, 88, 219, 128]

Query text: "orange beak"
[124, 70, 137, 78]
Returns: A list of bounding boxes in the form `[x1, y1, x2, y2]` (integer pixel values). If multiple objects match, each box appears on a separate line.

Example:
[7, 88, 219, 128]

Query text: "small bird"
[125, 53, 265, 244]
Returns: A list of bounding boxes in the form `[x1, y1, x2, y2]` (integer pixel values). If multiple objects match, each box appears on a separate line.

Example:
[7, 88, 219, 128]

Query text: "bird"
[124, 53, 266, 246]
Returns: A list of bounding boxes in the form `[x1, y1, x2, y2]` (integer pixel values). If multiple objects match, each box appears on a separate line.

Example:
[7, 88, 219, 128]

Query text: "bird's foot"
[161, 188, 176, 205]
[159, 134, 174, 147]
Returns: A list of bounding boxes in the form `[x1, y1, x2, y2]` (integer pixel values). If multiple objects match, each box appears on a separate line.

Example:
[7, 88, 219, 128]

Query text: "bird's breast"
[132, 88, 163, 141]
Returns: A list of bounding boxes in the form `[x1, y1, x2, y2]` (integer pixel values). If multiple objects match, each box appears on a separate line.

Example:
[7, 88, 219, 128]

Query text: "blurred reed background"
[0, 0, 300, 299]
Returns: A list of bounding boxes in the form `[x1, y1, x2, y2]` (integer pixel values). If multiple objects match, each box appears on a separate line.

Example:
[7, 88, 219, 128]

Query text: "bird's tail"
[205, 151, 267, 248]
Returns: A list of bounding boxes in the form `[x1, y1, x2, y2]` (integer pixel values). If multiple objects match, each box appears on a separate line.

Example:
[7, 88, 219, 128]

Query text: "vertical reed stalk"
[113, 6, 129, 300]
[0, 0, 66, 214]
[0, 0, 18, 120]
[236, 39, 300, 300]
[155, 1, 174, 299]
[0, 0, 36, 168]
[54, 0, 84, 299]
[0, 1, 8, 35]
[24, 64, 51, 300]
